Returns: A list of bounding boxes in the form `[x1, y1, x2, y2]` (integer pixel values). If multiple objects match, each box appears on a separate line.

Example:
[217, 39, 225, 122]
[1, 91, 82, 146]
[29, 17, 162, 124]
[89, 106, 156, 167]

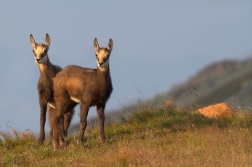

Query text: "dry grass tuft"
[165, 99, 175, 108]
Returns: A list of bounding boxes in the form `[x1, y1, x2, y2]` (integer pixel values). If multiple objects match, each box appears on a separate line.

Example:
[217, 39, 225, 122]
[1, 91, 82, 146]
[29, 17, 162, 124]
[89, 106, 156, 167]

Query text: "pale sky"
[0, 1, 251, 133]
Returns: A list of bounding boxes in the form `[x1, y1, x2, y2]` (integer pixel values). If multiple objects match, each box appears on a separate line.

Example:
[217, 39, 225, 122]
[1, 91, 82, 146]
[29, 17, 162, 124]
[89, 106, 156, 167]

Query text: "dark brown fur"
[52, 38, 113, 150]
[30, 34, 74, 144]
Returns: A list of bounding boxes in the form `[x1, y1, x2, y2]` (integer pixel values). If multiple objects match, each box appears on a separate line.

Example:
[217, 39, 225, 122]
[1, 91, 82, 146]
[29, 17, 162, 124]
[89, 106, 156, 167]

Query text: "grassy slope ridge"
[1, 105, 252, 167]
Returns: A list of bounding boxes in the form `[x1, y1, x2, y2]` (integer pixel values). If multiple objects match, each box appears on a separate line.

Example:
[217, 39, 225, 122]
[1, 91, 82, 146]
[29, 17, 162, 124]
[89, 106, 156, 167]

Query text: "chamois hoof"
[60, 141, 67, 148]
[38, 139, 44, 145]
[63, 131, 67, 138]
[53, 142, 60, 151]
[100, 137, 107, 145]
[77, 139, 84, 145]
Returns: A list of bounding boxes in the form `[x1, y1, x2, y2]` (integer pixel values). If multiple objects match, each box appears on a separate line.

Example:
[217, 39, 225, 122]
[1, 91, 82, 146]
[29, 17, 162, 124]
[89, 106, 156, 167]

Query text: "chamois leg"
[63, 109, 74, 137]
[53, 114, 61, 150]
[78, 103, 89, 144]
[53, 102, 65, 150]
[53, 113, 65, 150]
[97, 104, 106, 144]
[48, 106, 54, 140]
[58, 116, 65, 147]
[50, 108, 74, 139]
[38, 97, 47, 145]
[53, 100, 76, 150]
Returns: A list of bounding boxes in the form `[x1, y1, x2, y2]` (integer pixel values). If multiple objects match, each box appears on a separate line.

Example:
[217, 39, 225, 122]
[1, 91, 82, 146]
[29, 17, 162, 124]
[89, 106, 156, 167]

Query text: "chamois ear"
[107, 38, 113, 51]
[30, 34, 36, 48]
[44, 33, 51, 47]
[94, 38, 99, 52]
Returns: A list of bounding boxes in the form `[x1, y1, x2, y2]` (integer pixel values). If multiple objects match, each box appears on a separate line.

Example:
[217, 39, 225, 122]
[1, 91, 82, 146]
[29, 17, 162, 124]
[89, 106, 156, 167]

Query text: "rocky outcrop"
[193, 103, 235, 119]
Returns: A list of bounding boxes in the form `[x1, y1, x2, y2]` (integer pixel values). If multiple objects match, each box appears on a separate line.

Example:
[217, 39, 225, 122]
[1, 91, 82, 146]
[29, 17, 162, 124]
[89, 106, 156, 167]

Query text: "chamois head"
[94, 38, 113, 71]
[30, 34, 51, 64]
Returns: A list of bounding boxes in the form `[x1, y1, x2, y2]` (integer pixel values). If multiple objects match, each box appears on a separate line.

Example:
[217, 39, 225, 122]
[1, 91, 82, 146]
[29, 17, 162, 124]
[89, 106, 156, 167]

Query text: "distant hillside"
[151, 56, 252, 110]
[68, 55, 252, 134]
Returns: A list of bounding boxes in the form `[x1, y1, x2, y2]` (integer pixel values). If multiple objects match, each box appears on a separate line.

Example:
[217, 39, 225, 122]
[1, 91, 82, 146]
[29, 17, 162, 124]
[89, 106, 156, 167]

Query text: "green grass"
[1, 105, 252, 167]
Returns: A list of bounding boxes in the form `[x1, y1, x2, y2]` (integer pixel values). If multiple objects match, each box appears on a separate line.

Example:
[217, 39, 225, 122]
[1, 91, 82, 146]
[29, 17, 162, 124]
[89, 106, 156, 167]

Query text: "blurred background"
[0, 1, 251, 134]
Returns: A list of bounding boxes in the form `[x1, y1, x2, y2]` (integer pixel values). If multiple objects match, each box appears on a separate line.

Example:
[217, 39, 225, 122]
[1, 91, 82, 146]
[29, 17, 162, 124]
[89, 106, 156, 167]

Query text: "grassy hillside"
[1, 105, 252, 167]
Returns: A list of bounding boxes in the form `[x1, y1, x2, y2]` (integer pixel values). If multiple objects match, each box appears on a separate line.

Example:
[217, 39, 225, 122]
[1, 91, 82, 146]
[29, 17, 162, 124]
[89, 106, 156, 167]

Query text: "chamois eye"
[32, 50, 35, 53]
[44, 50, 47, 54]
[95, 54, 98, 57]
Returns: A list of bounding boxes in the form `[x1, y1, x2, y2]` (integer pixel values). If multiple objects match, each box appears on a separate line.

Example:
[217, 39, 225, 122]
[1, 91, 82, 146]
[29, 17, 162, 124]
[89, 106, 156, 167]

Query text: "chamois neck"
[97, 65, 110, 76]
[38, 57, 52, 72]
[38, 58, 55, 79]
[96, 65, 112, 99]
[97, 65, 111, 85]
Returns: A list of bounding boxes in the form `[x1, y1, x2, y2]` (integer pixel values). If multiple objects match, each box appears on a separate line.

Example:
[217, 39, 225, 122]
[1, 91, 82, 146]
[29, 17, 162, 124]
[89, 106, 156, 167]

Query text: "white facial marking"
[97, 59, 109, 68]
[35, 58, 39, 64]
[34, 54, 48, 64]
[70, 96, 81, 103]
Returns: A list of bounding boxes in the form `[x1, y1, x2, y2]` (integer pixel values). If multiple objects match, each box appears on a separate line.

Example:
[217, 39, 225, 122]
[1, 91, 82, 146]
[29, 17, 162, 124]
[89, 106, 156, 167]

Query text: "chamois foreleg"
[47, 106, 54, 140]
[97, 104, 106, 144]
[38, 96, 47, 145]
[78, 103, 90, 144]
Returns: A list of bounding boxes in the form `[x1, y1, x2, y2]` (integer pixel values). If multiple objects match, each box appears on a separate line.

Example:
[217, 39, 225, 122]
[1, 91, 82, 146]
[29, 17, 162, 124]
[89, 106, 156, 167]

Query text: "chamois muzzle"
[98, 62, 104, 67]
[36, 58, 41, 63]
[97, 59, 108, 68]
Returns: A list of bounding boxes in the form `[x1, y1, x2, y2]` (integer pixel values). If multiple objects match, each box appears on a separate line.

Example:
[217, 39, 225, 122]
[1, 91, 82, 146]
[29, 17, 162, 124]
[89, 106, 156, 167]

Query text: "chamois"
[53, 38, 113, 150]
[30, 34, 74, 144]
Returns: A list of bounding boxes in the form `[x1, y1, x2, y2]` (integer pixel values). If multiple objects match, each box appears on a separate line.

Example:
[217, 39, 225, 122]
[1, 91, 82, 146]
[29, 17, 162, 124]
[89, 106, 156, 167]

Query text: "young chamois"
[53, 38, 113, 150]
[30, 34, 74, 144]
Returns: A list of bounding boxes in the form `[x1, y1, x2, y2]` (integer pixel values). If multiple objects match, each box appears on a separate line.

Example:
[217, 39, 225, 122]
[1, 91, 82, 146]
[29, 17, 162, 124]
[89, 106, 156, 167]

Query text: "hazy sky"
[0, 1, 251, 134]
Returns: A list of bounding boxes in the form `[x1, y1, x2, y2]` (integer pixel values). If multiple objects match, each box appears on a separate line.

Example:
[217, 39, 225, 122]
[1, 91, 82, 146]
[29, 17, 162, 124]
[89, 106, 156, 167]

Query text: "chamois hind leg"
[97, 104, 106, 144]
[63, 109, 75, 137]
[47, 106, 54, 140]
[38, 96, 47, 145]
[78, 103, 90, 144]
[53, 100, 76, 150]
[48, 107, 74, 139]
[53, 101, 66, 150]
[53, 113, 61, 150]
